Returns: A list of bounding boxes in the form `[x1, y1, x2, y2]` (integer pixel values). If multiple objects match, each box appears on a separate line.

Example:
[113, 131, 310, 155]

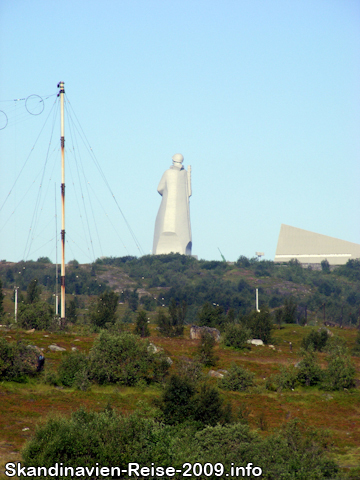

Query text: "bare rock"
[49, 344, 66, 352]
[247, 339, 264, 346]
[208, 370, 224, 378]
[190, 325, 220, 342]
[147, 342, 163, 354]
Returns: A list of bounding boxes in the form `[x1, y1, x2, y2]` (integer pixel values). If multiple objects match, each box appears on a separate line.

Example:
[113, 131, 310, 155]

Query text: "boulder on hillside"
[48, 344, 66, 352]
[190, 325, 220, 342]
[247, 339, 264, 346]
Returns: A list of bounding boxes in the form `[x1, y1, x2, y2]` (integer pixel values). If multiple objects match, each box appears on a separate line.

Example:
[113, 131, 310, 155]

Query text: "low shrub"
[296, 350, 323, 387]
[219, 363, 254, 392]
[21, 408, 340, 480]
[88, 331, 169, 386]
[197, 331, 218, 367]
[57, 352, 89, 387]
[157, 375, 232, 426]
[301, 329, 329, 352]
[322, 351, 356, 391]
[222, 323, 251, 349]
[266, 365, 298, 391]
[0, 338, 38, 382]
[133, 310, 150, 337]
[17, 301, 53, 330]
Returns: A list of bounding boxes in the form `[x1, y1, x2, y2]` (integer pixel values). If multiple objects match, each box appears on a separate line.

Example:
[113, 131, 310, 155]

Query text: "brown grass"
[0, 323, 359, 478]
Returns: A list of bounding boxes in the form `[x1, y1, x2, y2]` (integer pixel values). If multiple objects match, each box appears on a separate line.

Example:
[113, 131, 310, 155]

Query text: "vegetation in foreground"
[0, 255, 360, 479]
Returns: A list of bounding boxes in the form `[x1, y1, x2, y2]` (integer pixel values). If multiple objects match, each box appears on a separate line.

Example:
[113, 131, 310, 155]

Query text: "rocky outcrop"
[190, 326, 220, 342]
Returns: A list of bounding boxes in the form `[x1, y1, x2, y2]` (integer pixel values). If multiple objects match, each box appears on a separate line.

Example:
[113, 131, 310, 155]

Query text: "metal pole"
[14, 287, 18, 323]
[55, 183, 58, 316]
[256, 288, 260, 312]
[58, 81, 66, 324]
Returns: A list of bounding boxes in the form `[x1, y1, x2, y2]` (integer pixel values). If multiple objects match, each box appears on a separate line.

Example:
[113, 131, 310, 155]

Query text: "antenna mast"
[55, 183, 58, 316]
[58, 81, 66, 325]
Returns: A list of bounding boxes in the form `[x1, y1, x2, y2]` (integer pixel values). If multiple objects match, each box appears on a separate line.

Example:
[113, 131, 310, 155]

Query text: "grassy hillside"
[0, 255, 360, 478]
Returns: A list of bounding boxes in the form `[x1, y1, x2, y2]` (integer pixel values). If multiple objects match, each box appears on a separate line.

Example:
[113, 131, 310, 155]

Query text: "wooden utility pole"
[58, 81, 66, 325]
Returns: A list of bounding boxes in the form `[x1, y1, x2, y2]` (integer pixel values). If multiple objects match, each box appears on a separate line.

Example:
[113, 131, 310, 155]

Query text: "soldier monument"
[153, 153, 192, 255]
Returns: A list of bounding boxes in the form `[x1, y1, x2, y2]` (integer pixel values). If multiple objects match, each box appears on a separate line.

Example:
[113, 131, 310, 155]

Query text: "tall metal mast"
[58, 81, 66, 324]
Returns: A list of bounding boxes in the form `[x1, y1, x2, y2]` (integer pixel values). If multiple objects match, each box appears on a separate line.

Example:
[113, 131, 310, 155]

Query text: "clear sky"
[1, 0, 359, 264]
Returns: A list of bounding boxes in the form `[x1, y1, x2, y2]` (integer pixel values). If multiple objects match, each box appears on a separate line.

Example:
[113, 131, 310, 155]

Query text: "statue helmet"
[172, 153, 184, 164]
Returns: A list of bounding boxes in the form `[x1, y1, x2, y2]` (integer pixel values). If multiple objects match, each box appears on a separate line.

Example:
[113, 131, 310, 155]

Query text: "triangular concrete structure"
[274, 224, 360, 265]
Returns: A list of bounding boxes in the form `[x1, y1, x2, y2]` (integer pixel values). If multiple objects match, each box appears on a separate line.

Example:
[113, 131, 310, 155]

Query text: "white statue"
[153, 153, 192, 255]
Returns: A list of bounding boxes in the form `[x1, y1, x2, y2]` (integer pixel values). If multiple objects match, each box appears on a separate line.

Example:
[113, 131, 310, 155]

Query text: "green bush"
[90, 291, 119, 329]
[282, 297, 297, 324]
[322, 351, 356, 391]
[296, 351, 323, 387]
[197, 331, 218, 367]
[219, 363, 254, 392]
[158, 374, 196, 425]
[21, 408, 340, 480]
[158, 375, 232, 427]
[301, 329, 329, 352]
[133, 310, 150, 337]
[156, 299, 185, 337]
[352, 331, 360, 356]
[18, 301, 53, 330]
[0, 338, 38, 382]
[57, 352, 89, 387]
[223, 323, 251, 349]
[244, 308, 273, 344]
[191, 383, 232, 426]
[88, 331, 169, 385]
[266, 365, 298, 391]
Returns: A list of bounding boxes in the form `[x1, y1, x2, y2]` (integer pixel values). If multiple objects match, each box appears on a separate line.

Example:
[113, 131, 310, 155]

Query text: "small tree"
[156, 308, 172, 337]
[0, 338, 39, 381]
[158, 374, 196, 425]
[297, 350, 323, 387]
[352, 331, 360, 356]
[37, 256, 52, 263]
[88, 331, 169, 386]
[26, 279, 41, 304]
[197, 302, 225, 329]
[245, 308, 273, 344]
[322, 351, 355, 391]
[197, 331, 218, 367]
[275, 308, 283, 329]
[90, 291, 119, 329]
[67, 299, 77, 323]
[128, 289, 139, 312]
[156, 299, 185, 337]
[58, 352, 89, 387]
[321, 259, 330, 273]
[219, 363, 254, 392]
[223, 323, 251, 349]
[168, 298, 186, 336]
[301, 329, 329, 352]
[191, 383, 232, 426]
[283, 297, 297, 324]
[236, 255, 251, 268]
[18, 301, 53, 330]
[134, 310, 150, 337]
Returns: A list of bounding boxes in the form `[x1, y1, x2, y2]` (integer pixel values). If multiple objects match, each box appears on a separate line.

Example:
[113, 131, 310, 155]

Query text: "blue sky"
[1, 0, 359, 264]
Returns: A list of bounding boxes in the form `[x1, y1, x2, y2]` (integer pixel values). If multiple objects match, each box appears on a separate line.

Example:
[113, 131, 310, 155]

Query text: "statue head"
[172, 153, 184, 167]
